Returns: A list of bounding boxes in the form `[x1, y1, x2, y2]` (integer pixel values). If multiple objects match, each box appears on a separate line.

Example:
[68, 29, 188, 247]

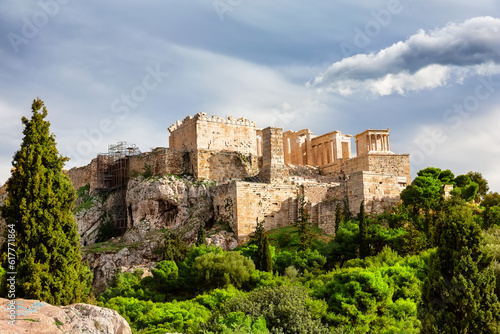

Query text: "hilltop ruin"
[67, 113, 410, 243]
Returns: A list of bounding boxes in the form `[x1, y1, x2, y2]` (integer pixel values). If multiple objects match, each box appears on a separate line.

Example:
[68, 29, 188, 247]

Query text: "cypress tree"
[294, 196, 314, 251]
[418, 203, 500, 333]
[253, 219, 272, 272]
[1, 98, 89, 305]
[334, 202, 343, 235]
[358, 200, 369, 258]
[343, 197, 352, 221]
[196, 222, 207, 246]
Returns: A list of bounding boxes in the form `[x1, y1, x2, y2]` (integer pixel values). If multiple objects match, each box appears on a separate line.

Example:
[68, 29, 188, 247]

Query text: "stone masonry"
[67, 113, 411, 243]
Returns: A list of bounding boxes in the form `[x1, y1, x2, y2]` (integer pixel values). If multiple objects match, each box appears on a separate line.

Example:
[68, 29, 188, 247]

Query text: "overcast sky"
[1, 1, 500, 190]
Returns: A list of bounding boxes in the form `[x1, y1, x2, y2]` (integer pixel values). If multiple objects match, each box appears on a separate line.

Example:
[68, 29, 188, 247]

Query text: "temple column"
[306, 132, 313, 165]
[313, 145, 321, 166]
[330, 140, 335, 162]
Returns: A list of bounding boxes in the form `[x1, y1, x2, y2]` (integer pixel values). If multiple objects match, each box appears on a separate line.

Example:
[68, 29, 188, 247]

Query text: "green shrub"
[102, 296, 210, 333]
[194, 251, 255, 291]
[220, 285, 328, 334]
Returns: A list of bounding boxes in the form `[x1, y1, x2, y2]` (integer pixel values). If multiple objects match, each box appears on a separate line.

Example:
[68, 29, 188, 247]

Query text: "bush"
[207, 312, 270, 334]
[274, 249, 327, 275]
[219, 285, 328, 334]
[193, 251, 255, 291]
[102, 296, 210, 334]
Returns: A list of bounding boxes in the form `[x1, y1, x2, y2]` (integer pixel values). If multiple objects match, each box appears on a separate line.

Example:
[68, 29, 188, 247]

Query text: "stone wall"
[302, 184, 339, 234]
[168, 113, 258, 155]
[195, 150, 261, 181]
[365, 154, 411, 183]
[128, 148, 193, 178]
[320, 153, 410, 182]
[359, 171, 405, 213]
[168, 115, 198, 151]
[233, 182, 299, 242]
[212, 181, 343, 242]
[260, 127, 289, 183]
[66, 158, 99, 192]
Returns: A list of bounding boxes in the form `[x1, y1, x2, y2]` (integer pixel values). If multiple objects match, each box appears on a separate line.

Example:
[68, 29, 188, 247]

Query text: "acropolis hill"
[67, 112, 411, 243]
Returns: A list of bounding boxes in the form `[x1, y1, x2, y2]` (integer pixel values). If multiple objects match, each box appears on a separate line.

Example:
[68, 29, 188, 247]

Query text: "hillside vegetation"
[94, 167, 500, 333]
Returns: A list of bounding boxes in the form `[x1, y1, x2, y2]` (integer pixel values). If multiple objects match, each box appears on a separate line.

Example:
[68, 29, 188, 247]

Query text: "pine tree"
[334, 202, 343, 235]
[418, 203, 500, 333]
[196, 222, 207, 246]
[252, 219, 273, 272]
[294, 196, 314, 251]
[358, 200, 369, 258]
[1, 98, 89, 305]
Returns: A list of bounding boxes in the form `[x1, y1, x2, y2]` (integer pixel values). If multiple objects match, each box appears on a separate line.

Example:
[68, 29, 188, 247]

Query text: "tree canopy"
[419, 203, 500, 333]
[1, 98, 89, 305]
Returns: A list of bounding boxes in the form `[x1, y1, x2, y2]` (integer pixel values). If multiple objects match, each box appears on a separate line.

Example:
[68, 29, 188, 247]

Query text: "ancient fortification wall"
[66, 158, 99, 192]
[195, 150, 261, 181]
[320, 154, 411, 184]
[169, 113, 258, 155]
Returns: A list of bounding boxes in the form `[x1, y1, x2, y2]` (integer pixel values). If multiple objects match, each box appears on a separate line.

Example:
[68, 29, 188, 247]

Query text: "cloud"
[403, 104, 500, 191]
[310, 16, 500, 96]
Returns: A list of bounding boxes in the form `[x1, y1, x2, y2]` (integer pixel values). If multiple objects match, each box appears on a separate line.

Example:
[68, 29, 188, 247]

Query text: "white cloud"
[406, 106, 500, 191]
[311, 16, 500, 96]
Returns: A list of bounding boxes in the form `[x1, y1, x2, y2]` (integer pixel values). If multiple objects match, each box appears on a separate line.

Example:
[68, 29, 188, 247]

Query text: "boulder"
[0, 298, 131, 334]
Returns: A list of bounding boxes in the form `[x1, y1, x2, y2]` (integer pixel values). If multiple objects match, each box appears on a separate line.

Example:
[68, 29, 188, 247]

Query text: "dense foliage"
[0, 99, 90, 305]
[95, 167, 500, 333]
[419, 202, 500, 333]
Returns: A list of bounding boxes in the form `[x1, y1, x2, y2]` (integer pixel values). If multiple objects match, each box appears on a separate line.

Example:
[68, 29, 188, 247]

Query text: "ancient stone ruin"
[67, 113, 410, 243]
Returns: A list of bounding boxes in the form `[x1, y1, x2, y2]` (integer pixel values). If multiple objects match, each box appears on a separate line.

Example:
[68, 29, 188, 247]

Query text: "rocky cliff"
[125, 175, 214, 237]
[0, 298, 131, 334]
[80, 175, 238, 293]
[0, 175, 239, 294]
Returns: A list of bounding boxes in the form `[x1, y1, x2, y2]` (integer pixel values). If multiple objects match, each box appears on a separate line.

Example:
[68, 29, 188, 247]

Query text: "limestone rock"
[126, 176, 213, 238]
[82, 233, 162, 294]
[0, 297, 131, 334]
[207, 230, 239, 251]
[75, 197, 105, 247]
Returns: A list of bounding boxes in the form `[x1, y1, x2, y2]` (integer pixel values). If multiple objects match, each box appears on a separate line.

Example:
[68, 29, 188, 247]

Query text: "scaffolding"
[96, 141, 141, 236]
[96, 141, 141, 190]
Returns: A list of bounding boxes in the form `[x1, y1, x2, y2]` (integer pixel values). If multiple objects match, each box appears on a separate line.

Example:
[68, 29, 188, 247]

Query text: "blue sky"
[1, 0, 500, 190]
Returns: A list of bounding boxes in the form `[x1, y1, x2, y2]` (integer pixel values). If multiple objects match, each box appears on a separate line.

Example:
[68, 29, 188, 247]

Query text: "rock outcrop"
[75, 197, 105, 247]
[0, 298, 131, 334]
[207, 230, 239, 251]
[82, 230, 163, 294]
[126, 175, 214, 240]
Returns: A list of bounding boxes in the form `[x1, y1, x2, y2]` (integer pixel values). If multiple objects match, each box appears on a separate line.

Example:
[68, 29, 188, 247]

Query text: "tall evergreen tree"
[252, 219, 273, 272]
[294, 196, 314, 251]
[343, 197, 352, 221]
[1, 99, 89, 305]
[358, 200, 369, 258]
[334, 202, 343, 235]
[196, 222, 207, 246]
[418, 203, 500, 333]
